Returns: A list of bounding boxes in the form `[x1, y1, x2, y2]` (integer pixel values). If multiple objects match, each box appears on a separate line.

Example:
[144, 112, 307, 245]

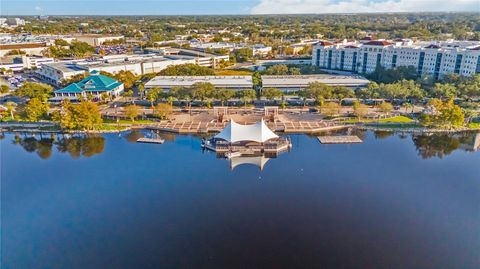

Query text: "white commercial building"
[261, 74, 370, 92]
[251, 45, 272, 56]
[146, 47, 230, 68]
[312, 39, 480, 79]
[73, 35, 125, 46]
[0, 18, 26, 27]
[0, 42, 49, 57]
[36, 55, 195, 85]
[0, 55, 54, 72]
[144, 76, 253, 91]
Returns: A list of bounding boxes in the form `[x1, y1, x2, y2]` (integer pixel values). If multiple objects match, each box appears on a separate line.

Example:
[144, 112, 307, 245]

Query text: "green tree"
[302, 82, 333, 105]
[234, 48, 253, 62]
[70, 41, 95, 57]
[73, 101, 103, 130]
[432, 83, 457, 99]
[24, 98, 49, 121]
[54, 39, 69, 46]
[353, 100, 369, 119]
[146, 87, 162, 107]
[154, 103, 173, 120]
[321, 102, 341, 117]
[378, 102, 393, 114]
[15, 82, 53, 101]
[252, 71, 262, 89]
[114, 70, 137, 89]
[214, 88, 235, 106]
[262, 88, 282, 101]
[236, 89, 257, 108]
[265, 64, 289, 75]
[52, 101, 102, 131]
[0, 84, 9, 94]
[124, 105, 141, 122]
[52, 99, 76, 130]
[4, 101, 17, 120]
[191, 82, 215, 101]
[419, 99, 465, 129]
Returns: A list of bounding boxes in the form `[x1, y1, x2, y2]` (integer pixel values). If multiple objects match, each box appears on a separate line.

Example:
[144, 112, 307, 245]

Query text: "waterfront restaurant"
[52, 71, 124, 102]
[203, 119, 291, 155]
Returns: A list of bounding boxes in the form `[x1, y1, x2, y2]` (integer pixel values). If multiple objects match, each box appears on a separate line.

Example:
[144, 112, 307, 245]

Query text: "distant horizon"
[2, 11, 479, 17]
[2, 0, 479, 16]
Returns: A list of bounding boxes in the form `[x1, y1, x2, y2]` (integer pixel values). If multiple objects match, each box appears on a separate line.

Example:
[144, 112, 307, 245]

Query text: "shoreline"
[2, 121, 479, 135]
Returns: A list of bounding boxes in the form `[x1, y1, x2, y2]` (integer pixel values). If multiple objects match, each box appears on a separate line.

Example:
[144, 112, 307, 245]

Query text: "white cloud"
[250, 0, 480, 14]
[34, 6, 43, 12]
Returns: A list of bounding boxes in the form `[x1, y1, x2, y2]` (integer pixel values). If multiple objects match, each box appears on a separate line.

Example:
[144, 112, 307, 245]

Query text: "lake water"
[1, 130, 479, 269]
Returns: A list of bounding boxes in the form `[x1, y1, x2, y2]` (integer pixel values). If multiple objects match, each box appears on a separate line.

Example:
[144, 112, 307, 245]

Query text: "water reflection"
[373, 130, 395, 139]
[229, 155, 271, 170]
[125, 130, 178, 143]
[11, 133, 105, 159]
[412, 132, 480, 159]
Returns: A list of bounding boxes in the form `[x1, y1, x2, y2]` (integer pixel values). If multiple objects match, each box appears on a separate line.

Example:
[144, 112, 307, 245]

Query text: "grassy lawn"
[213, 69, 253, 76]
[343, 115, 415, 124]
[96, 124, 130, 131]
[103, 119, 158, 124]
[468, 122, 480, 129]
[376, 116, 415, 123]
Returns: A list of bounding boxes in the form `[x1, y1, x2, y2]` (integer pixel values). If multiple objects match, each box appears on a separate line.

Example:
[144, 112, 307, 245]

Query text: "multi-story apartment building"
[312, 39, 480, 79]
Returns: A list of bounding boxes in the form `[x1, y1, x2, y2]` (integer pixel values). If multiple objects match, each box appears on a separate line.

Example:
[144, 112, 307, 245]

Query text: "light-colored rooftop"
[261, 74, 370, 88]
[145, 76, 253, 88]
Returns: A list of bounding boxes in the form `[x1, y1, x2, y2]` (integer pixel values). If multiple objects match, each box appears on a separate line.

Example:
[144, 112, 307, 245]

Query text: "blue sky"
[1, 0, 258, 15]
[1, 0, 478, 15]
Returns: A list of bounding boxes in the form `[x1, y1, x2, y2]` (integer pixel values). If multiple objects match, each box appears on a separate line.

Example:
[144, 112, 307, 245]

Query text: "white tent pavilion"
[214, 119, 278, 143]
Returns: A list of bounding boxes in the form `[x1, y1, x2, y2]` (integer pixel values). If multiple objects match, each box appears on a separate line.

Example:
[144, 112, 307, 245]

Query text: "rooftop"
[145, 76, 253, 88]
[261, 74, 370, 87]
[55, 73, 123, 94]
[0, 42, 47, 50]
[215, 120, 279, 144]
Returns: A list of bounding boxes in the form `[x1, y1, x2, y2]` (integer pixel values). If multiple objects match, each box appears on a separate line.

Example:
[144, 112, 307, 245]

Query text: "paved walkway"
[141, 120, 348, 134]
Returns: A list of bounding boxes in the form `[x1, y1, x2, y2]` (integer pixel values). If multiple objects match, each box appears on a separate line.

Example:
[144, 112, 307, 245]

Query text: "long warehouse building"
[145, 76, 253, 91]
[261, 74, 370, 92]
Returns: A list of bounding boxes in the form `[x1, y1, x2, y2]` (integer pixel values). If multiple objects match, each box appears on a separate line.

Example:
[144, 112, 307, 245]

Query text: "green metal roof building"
[53, 71, 124, 101]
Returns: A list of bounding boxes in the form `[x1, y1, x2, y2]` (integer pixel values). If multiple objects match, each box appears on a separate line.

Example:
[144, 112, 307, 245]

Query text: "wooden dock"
[318, 136, 363, 144]
[136, 137, 165, 144]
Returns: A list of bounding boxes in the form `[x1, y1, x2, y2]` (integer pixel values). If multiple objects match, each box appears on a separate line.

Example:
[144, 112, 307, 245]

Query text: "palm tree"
[4, 101, 17, 120]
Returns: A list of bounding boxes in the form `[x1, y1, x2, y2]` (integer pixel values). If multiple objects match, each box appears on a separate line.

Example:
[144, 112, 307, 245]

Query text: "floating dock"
[136, 137, 165, 144]
[318, 136, 363, 144]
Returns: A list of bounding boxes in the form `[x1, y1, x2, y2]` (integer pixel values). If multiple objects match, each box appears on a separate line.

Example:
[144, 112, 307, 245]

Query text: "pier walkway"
[139, 120, 348, 134]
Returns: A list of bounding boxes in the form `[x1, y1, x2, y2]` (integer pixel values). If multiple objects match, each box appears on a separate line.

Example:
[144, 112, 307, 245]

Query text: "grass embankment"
[96, 124, 130, 131]
[345, 115, 419, 129]
[344, 115, 415, 124]
[468, 122, 480, 129]
[103, 119, 158, 124]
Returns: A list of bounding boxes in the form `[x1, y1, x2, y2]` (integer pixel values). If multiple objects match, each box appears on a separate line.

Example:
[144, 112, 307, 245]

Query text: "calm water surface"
[1, 130, 480, 269]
